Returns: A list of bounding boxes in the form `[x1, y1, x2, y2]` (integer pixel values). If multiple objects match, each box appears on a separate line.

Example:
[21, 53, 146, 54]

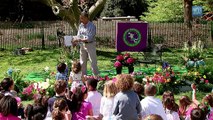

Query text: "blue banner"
[192, 6, 203, 17]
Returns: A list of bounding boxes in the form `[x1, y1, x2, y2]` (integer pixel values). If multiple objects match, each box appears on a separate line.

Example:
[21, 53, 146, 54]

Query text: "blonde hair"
[144, 114, 163, 120]
[115, 74, 134, 91]
[103, 80, 117, 98]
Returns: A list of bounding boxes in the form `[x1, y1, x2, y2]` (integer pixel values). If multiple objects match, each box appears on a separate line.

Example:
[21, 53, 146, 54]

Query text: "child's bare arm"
[69, 77, 73, 83]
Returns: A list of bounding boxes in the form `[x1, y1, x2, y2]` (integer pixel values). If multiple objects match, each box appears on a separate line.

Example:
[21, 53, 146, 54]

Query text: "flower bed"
[4, 57, 213, 101]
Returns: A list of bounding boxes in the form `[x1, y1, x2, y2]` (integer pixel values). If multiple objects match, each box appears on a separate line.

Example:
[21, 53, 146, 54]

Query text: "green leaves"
[101, 0, 148, 18]
[141, 0, 183, 22]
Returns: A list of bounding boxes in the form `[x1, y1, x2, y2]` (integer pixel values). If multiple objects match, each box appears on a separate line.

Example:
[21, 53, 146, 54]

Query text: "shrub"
[47, 34, 57, 41]
[26, 33, 43, 40]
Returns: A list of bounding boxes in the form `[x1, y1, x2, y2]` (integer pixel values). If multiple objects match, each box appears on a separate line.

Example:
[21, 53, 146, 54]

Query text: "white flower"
[52, 6, 60, 15]
[44, 66, 49, 72]
[46, 78, 50, 83]
[143, 78, 147, 82]
[34, 83, 39, 89]
[40, 82, 50, 89]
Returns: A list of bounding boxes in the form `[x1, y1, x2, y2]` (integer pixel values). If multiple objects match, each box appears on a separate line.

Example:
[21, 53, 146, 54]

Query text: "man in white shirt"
[85, 78, 102, 116]
[140, 84, 167, 120]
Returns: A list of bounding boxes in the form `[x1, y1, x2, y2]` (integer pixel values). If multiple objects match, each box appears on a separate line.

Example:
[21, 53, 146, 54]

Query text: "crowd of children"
[0, 61, 213, 120]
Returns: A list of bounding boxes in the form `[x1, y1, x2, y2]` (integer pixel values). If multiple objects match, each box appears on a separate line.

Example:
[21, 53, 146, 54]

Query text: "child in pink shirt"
[71, 85, 93, 120]
[0, 96, 20, 120]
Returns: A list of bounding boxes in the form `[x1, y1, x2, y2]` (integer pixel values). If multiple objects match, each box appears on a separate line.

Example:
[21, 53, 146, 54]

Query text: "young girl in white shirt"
[69, 60, 85, 92]
[163, 97, 180, 120]
[100, 80, 118, 120]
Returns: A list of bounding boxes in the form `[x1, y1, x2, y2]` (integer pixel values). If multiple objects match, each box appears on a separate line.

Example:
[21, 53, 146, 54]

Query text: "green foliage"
[15, 34, 22, 39]
[45, 79, 56, 97]
[182, 41, 205, 61]
[101, 0, 148, 18]
[152, 35, 165, 44]
[26, 33, 43, 40]
[4, 68, 29, 96]
[193, 0, 213, 12]
[197, 65, 213, 84]
[141, 0, 183, 22]
[197, 83, 213, 92]
[47, 34, 57, 41]
[96, 36, 113, 48]
[97, 80, 105, 94]
[13, 23, 35, 29]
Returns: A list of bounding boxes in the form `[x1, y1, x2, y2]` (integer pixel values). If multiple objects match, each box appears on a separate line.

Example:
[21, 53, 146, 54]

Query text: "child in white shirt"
[85, 78, 102, 116]
[100, 80, 118, 120]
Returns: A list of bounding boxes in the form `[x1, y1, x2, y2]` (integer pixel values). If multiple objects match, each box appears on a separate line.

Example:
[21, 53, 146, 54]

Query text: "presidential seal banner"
[116, 22, 148, 52]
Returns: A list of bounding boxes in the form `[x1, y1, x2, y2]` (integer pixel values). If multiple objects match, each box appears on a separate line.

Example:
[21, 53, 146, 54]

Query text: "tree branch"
[39, 0, 106, 31]
[89, 0, 107, 20]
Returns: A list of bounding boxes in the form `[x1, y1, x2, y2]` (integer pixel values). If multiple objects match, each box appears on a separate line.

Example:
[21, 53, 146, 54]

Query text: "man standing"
[74, 12, 99, 76]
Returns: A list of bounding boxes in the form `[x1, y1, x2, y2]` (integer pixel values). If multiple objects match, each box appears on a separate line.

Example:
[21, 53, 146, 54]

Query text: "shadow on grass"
[4, 49, 60, 65]
[97, 49, 118, 59]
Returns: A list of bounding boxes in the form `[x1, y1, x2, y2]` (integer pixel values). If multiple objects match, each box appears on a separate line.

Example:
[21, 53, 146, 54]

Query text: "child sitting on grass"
[52, 98, 71, 120]
[85, 78, 102, 116]
[56, 62, 69, 81]
[100, 80, 118, 120]
[113, 74, 142, 120]
[71, 85, 93, 120]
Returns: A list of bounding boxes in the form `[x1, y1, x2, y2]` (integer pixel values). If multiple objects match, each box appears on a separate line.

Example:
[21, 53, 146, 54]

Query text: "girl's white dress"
[100, 96, 115, 120]
[69, 71, 84, 91]
[165, 108, 180, 120]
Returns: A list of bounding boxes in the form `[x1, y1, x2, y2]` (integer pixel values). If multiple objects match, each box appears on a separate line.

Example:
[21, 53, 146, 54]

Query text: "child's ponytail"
[52, 107, 64, 120]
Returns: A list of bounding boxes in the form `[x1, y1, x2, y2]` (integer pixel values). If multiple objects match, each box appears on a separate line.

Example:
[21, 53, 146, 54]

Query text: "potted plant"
[182, 40, 205, 68]
[114, 53, 136, 74]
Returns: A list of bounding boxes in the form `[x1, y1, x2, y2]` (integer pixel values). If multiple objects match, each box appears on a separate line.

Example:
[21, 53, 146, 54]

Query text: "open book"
[64, 35, 81, 46]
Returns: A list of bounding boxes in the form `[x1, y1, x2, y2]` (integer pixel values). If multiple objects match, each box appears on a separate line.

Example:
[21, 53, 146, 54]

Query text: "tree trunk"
[40, 0, 106, 32]
[184, 0, 193, 29]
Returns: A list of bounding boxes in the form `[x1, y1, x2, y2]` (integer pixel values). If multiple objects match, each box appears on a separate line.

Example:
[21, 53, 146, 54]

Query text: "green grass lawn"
[1, 47, 213, 104]
[0, 48, 118, 79]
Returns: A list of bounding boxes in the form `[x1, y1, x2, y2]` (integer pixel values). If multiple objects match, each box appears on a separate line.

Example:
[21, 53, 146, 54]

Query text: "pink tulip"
[114, 61, 122, 68]
[205, 80, 209, 84]
[116, 55, 124, 61]
[126, 57, 135, 64]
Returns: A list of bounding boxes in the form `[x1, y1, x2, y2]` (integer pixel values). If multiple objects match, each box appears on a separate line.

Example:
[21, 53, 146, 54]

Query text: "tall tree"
[40, 0, 107, 32]
[101, 0, 148, 18]
[184, 0, 193, 29]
